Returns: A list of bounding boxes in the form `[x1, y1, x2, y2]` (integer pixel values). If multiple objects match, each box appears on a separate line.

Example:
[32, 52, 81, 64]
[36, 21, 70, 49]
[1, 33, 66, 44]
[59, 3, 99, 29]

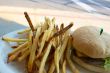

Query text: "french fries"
[2, 37, 28, 42]
[8, 41, 29, 56]
[18, 50, 29, 61]
[8, 51, 20, 62]
[48, 60, 55, 73]
[28, 27, 41, 72]
[24, 12, 35, 32]
[36, 30, 48, 58]
[62, 60, 66, 73]
[3, 12, 80, 73]
[54, 45, 61, 73]
[66, 37, 80, 73]
[39, 42, 52, 73]
[17, 28, 31, 34]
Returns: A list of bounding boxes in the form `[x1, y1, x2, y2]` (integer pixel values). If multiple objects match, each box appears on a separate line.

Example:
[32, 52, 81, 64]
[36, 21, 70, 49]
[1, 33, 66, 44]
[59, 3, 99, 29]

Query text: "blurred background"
[0, 0, 110, 15]
[0, 0, 110, 36]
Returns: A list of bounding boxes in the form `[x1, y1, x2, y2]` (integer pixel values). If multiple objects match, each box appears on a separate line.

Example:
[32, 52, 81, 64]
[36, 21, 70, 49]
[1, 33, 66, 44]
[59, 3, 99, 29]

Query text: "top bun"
[72, 26, 110, 58]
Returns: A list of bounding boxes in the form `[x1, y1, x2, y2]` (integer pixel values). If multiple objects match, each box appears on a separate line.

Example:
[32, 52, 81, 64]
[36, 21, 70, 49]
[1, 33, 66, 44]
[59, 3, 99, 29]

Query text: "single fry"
[39, 42, 52, 73]
[28, 40, 36, 72]
[24, 12, 35, 32]
[18, 50, 29, 62]
[59, 35, 69, 60]
[66, 37, 80, 73]
[52, 17, 55, 24]
[54, 45, 61, 73]
[28, 27, 41, 72]
[8, 41, 28, 56]
[62, 60, 66, 73]
[36, 30, 48, 58]
[45, 17, 51, 26]
[59, 23, 64, 46]
[61, 23, 64, 29]
[46, 24, 54, 41]
[2, 37, 28, 42]
[17, 28, 31, 34]
[48, 60, 55, 73]
[8, 51, 20, 63]
[40, 17, 49, 33]
[35, 60, 47, 73]
[21, 45, 29, 55]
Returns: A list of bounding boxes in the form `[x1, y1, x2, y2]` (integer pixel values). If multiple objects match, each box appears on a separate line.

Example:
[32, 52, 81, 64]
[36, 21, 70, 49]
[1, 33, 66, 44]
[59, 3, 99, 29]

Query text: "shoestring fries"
[8, 41, 29, 56]
[66, 36, 80, 73]
[2, 37, 28, 42]
[62, 60, 66, 73]
[2, 12, 80, 73]
[17, 28, 31, 34]
[24, 12, 35, 33]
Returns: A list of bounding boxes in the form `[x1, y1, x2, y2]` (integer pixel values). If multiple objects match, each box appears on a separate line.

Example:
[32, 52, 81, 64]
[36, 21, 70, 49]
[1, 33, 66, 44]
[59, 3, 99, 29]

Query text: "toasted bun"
[72, 26, 110, 58]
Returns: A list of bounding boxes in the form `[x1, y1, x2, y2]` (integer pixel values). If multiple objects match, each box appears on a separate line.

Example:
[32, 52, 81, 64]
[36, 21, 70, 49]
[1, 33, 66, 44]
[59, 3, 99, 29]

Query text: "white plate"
[0, 30, 27, 73]
[0, 29, 97, 73]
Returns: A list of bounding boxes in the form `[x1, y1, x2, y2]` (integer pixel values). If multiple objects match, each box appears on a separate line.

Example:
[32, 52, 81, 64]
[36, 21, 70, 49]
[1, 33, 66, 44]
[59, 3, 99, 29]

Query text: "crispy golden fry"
[46, 22, 54, 41]
[35, 60, 40, 69]
[52, 17, 55, 24]
[8, 41, 29, 56]
[59, 35, 69, 60]
[45, 17, 51, 26]
[36, 30, 48, 58]
[21, 45, 29, 55]
[8, 51, 20, 63]
[8, 45, 29, 62]
[11, 46, 18, 48]
[28, 31, 33, 41]
[52, 26, 59, 48]
[39, 42, 52, 73]
[54, 45, 61, 73]
[59, 23, 64, 43]
[62, 60, 66, 73]
[28, 27, 41, 72]
[60, 23, 64, 30]
[52, 23, 73, 38]
[48, 60, 55, 73]
[17, 28, 31, 34]
[35, 60, 47, 73]
[27, 29, 34, 73]
[18, 50, 29, 62]
[66, 37, 80, 73]
[40, 17, 50, 33]
[27, 45, 32, 73]
[2, 37, 28, 42]
[24, 12, 35, 32]
[60, 55, 64, 66]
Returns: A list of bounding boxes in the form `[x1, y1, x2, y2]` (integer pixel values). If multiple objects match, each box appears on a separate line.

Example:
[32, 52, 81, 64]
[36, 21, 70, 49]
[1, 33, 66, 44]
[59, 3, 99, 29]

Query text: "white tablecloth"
[0, 3, 110, 36]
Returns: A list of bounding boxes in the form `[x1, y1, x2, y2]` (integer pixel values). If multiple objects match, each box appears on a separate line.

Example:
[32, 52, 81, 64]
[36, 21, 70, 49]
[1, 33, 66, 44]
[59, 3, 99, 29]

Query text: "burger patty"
[79, 57, 104, 67]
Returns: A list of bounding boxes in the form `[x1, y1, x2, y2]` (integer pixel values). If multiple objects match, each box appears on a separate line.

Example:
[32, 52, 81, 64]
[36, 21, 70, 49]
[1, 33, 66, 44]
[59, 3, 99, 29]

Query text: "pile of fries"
[2, 12, 80, 73]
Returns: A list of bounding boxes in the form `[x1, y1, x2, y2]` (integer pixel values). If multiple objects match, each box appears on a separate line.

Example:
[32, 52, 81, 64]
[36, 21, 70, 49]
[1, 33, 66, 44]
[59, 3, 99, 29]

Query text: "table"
[0, 6, 110, 36]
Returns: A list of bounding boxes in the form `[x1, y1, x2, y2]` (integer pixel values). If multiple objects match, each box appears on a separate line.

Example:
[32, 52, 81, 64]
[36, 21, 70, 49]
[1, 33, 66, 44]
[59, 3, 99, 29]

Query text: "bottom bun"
[71, 53, 110, 73]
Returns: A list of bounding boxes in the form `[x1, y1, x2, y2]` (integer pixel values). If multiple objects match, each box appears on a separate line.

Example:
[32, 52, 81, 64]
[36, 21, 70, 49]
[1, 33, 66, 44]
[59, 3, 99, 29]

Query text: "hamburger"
[71, 26, 110, 73]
